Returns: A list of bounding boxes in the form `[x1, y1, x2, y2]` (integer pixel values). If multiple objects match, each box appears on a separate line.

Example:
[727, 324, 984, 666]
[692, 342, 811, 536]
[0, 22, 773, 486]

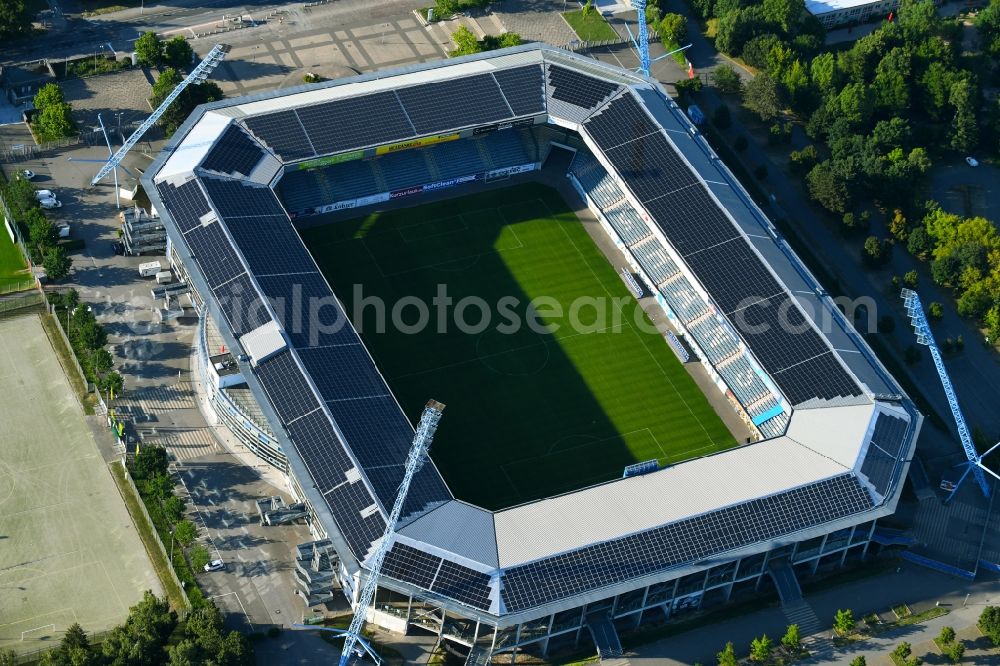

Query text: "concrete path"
[630, 563, 1000, 664]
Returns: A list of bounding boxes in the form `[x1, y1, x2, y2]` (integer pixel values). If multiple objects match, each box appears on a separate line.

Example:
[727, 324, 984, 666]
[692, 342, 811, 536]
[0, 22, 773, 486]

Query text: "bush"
[582, 0, 595, 17]
[938, 626, 956, 645]
[903, 270, 918, 287]
[979, 606, 1000, 645]
[833, 608, 855, 636]
[712, 64, 743, 94]
[893, 642, 912, 659]
[790, 145, 818, 174]
[189, 545, 211, 571]
[944, 641, 964, 663]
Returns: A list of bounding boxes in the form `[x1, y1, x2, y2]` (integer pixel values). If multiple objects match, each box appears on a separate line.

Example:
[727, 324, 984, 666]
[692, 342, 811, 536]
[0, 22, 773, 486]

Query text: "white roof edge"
[154, 111, 232, 183]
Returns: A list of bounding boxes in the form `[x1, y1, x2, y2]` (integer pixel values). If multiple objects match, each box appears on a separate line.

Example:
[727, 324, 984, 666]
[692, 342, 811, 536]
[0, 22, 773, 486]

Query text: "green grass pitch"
[301, 183, 736, 510]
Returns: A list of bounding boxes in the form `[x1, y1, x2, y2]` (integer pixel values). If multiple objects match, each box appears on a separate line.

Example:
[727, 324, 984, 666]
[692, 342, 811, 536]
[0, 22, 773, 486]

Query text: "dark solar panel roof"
[643, 186, 739, 257]
[254, 272, 359, 349]
[155, 178, 211, 234]
[222, 214, 313, 277]
[584, 92, 660, 151]
[201, 177, 287, 219]
[492, 65, 546, 116]
[202, 124, 265, 176]
[325, 395, 451, 517]
[297, 91, 414, 155]
[684, 240, 783, 315]
[500, 474, 874, 612]
[183, 222, 245, 289]
[397, 73, 512, 134]
[242, 110, 316, 162]
[382, 542, 442, 589]
[860, 413, 908, 496]
[212, 272, 271, 337]
[253, 350, 321, 423]
[432, 560, 493, 610]
[604, 133, 699, 202]
[547, 64, 619, 111]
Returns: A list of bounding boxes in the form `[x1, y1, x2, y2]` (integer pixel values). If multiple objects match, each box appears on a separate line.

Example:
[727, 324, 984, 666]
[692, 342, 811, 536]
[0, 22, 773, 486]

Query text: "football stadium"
[144, 44, 922, 662]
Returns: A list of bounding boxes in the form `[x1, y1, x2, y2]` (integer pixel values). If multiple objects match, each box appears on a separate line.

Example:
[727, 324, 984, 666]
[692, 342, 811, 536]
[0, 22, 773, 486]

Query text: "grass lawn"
[300, 183, 735, 510]
[562, 9, 619, 42]
[0, 227, 31, 292]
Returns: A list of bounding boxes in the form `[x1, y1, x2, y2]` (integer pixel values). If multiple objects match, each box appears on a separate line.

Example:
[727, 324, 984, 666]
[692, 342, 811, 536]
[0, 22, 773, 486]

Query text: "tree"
[164, 495, 186, 523]
[790, 145, 818, 174]
[717, 642, 738, 666]
[174, 519, 198, 546]
[762, 0, 804, 33]
[749, 634, 772, 662]
[810, 52, 838, 94]
[26, 209, 57, 249]
[135, 31, 163, 66]
[743, 73, 781, 121]
[850, 658, 866, 666]
[659, 13, 687, 44]
[836, 82, 874, 127]
[872, 47, 911, 114]
[944, 642, 965, 663]
[898, 0, 939, 42]
[496, 32, 523, 48]
[714, 6, 762, 56]
[99, 371, 124, 396]
[36, 102, 76, 141]
[948, 76, 978, 154]
[712, 64, 743, 94]
[33, 83, 65, 112]
[164, 35, 194, 69]
[833, 608, 855, 636]
[938, 625, 956, 644]
[893, 642, 912, 659]
[713, 104, 732, 128]
[928, 302, 944, 319]
[582, 0, 595, 17]
[40, 623, 94, 666]
[904, 270, 918, 287]
[980, 606, 1000, 645]
[43, 246, 71, 281]
[101, 591, 177, 664]
[908, 227, 932, 258]
[189, 545, 211, 571]
[807, 161, 850, 213]
[976, 0, 1000, 57]
[134, 445, 170, 480]
[742, 33, 783, 70]
[864, 236, 886, 265]
[0, 0, 33, 41]
[151, 68, 225, 137]
[450, 25, 482, 56]
[781, 623, 801, 652]
[92, 347, 114, 374]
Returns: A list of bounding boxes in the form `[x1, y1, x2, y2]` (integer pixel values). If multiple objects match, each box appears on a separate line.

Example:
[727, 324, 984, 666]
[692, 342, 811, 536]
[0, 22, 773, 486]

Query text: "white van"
[138, 261, 162, 277]
[155, 270, 173, 285]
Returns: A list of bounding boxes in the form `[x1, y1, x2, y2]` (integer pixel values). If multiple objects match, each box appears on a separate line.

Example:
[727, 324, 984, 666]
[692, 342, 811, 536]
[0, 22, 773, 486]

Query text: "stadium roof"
[144, 44, 920, 622]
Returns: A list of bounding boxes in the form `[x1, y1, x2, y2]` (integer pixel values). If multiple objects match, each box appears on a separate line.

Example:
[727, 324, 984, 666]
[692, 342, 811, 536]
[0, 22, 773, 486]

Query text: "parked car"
[35, 189, 57, 201]
[40, 199, 62, 209]
[204, 559, 225, 572]
[57, 225, 70, 237]
[112, 241, 125, 256]
[18, 169, 35, 180]
[966, 156, 979, 167]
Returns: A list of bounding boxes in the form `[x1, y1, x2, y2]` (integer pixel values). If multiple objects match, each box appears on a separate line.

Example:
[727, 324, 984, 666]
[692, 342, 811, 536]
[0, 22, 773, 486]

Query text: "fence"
[0, 290, 45, 315]
[8, 628, 113, 664]
[0, 190, 33, 269]
[48, 303, 95, 393]
[116, 458, 192, 613]
[0, 133, 83, 162]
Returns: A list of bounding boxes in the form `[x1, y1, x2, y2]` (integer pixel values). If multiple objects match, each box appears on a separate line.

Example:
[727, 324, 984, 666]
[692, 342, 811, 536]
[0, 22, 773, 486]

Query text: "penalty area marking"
[21, 624, 56, 641]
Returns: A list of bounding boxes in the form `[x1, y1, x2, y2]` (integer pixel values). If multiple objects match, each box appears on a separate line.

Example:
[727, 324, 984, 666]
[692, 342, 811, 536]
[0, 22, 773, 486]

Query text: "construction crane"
[901, 288, 1000, 501]
[91, 43, 230, 185]
[340, 400, 445, 666]
[625, 0, 692, 78]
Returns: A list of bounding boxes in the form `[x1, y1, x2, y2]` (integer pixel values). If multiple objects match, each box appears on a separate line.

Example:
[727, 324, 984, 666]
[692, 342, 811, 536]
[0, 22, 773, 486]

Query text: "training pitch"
[0, 315, 161, 654]
[301, 183, 736, 510]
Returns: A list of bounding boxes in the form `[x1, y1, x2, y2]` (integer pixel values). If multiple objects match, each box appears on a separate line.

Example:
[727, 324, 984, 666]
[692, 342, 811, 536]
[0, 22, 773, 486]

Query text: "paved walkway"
[493, 0, 576, 47]
[631, 563, 1000, 664]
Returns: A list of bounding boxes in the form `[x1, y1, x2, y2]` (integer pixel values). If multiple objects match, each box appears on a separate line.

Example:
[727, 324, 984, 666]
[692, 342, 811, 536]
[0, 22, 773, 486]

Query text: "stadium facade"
[143, 45, 921, 661]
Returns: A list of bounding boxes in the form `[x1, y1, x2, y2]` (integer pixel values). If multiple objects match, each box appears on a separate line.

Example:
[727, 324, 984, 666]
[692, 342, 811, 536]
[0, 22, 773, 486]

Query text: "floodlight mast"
[340, 400, 446, 666]
[900, 288, 1000, 501]
[91, 43, 231, 185]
